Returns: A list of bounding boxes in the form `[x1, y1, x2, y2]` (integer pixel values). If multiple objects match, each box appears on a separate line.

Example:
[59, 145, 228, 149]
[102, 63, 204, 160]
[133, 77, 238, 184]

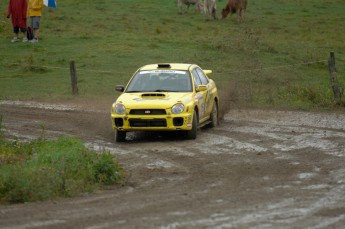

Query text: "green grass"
[1, 0, 345, 108]
[0, 135, 124, 204]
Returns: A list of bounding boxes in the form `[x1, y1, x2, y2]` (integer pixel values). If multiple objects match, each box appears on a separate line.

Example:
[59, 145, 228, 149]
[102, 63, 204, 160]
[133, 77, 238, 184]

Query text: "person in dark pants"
[7, 0, 28, 43]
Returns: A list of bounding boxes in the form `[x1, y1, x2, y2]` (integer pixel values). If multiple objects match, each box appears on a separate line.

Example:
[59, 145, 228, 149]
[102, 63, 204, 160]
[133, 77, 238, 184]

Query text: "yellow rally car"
[111, 63, 219, 142]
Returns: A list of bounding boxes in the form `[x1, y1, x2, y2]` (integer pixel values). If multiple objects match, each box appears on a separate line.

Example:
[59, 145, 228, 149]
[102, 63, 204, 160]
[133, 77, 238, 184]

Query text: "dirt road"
[1, 100, 345, 229]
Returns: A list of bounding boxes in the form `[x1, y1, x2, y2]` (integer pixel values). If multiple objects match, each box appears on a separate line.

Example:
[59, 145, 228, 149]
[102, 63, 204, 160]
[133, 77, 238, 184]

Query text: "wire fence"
[0, 59, 330, 78]
[0, 56, 343, 104]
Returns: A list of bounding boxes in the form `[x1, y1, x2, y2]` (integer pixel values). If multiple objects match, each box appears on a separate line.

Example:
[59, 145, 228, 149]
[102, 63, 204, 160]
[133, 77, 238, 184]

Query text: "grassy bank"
[0, 131, 124, 204]
[0, 0, 344, 109]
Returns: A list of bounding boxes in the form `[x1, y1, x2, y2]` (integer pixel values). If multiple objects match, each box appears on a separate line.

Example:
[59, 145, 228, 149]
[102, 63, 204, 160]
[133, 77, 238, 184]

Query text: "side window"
[192, 69, 202, 87]
[196, 68, 209, 85]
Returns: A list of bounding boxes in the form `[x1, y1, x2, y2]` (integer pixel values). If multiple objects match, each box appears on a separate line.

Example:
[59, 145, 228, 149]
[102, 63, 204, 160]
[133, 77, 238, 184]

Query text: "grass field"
[1, 0, 345, 109]
[0, 132, 124, 204]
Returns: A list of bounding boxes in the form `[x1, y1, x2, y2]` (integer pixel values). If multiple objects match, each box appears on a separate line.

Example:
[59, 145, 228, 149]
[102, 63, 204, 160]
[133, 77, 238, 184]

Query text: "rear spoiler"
[203, 70, 212, 75]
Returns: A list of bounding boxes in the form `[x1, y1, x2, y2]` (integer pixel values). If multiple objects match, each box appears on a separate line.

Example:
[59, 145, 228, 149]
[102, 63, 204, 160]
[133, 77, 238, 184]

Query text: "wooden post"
[328, 52, 341, 102]
[69, 61, 78, 95]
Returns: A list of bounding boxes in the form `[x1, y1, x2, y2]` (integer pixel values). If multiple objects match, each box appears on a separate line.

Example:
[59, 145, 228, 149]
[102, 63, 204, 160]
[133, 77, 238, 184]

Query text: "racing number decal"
[205, 86, 214, 112]
[198, 93, 205, 117]
[205, 85, 211, 111]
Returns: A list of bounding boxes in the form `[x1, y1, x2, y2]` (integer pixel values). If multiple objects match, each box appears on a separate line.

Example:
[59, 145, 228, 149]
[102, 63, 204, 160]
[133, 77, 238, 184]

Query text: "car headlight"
[171, 103, 185, 114]
[114, 103, 126, 114]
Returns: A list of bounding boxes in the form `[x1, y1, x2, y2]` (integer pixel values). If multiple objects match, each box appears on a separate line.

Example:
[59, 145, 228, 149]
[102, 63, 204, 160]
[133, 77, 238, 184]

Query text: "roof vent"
[158, 64, 171, 68]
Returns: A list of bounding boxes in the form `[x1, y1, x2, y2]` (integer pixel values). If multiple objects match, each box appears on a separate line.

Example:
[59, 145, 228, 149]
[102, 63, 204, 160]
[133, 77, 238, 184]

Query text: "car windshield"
[126, 70, 192, 92]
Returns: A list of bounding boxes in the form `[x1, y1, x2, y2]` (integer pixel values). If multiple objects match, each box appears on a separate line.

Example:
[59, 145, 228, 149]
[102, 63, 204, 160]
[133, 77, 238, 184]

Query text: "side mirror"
[196, 85, 207, 92]
[115, 85, 125, 92]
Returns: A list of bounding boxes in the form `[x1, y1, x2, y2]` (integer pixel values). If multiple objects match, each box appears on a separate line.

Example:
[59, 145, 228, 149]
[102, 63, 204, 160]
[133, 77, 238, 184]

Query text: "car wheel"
[208, 101, 218, 128]
[186, 111, 197, 140]
[115, 130, 126, 142]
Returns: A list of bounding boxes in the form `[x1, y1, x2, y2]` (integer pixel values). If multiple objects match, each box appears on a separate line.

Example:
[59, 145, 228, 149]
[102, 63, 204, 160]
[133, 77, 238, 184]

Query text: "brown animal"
[177, 0, 204, 14]
[221, 0, 247, 21]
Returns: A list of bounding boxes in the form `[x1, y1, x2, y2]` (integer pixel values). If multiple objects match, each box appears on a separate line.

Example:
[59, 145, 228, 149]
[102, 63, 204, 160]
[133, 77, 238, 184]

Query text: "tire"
[208, 101, 218, 128]
[115, 130, 126, 142]
[186, 111, 197, 140]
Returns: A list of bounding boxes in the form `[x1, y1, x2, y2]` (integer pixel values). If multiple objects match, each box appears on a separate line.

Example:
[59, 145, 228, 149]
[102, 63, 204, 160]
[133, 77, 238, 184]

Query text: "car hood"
[116, 92, 193, 108]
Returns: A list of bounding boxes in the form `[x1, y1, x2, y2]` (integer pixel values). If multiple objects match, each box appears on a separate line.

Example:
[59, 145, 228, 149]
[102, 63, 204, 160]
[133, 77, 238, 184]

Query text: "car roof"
[140, 63, 196, 71]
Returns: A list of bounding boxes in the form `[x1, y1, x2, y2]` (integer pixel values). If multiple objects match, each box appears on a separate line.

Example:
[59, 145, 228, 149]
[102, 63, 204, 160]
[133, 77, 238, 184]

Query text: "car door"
[192, 68, 210, 122]
[196, 68, 214, 119]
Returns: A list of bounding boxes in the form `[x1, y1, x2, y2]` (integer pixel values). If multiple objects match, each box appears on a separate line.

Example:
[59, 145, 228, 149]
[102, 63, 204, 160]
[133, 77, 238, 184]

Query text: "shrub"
[0, 137, 123, 204]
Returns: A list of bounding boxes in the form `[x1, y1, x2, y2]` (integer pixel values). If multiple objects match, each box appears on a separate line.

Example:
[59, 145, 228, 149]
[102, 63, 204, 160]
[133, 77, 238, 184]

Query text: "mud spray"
[218, 80, 239, 123]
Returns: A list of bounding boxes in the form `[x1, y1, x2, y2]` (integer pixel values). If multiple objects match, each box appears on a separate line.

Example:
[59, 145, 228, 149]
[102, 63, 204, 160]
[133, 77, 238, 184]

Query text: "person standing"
[27, 0, 43, 43]
[7, 0, 28, 43]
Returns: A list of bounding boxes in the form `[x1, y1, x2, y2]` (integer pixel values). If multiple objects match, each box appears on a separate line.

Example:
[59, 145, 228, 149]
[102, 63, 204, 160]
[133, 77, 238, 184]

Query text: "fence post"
[328, 52, 341, 102]
[69, 61, 78, 95]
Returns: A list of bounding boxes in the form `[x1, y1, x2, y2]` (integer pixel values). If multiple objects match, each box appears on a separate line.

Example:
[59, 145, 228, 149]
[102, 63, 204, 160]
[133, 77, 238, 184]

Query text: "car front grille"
[129, 109, 166, 115]
[129, 119, 167, 127]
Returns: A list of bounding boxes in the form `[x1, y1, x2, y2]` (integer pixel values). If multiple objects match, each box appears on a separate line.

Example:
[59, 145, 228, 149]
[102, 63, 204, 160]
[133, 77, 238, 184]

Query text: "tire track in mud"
[1, 101, 345, 229]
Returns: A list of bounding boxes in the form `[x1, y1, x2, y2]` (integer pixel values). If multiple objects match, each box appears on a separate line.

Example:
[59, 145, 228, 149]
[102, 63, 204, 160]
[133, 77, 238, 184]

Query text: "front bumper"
[111, 112, 194, 131]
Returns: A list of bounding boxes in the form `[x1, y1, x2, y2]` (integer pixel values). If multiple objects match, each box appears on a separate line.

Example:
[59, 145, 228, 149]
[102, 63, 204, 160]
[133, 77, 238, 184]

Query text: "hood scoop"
[141, 93, 166, 98]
